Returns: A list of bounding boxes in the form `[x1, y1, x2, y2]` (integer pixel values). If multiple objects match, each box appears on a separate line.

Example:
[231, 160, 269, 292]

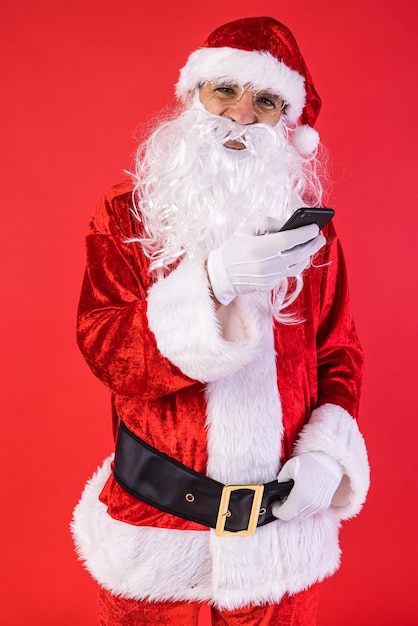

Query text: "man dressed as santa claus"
[72, 16, 370, 625]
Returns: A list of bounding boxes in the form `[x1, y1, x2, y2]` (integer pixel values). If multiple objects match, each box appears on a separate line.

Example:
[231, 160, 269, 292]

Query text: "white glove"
[207, 223, 325, 305]
[272, 452, 344, 521]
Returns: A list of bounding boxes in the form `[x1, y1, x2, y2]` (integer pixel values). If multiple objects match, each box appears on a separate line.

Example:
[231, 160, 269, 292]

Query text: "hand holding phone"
[207, 220, 326, 305]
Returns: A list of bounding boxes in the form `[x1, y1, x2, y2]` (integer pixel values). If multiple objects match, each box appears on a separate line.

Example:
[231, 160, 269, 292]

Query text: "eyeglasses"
[202, 79, 288, 122]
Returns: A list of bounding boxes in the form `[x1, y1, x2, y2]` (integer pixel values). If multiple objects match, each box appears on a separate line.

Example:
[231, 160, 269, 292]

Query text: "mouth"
[224, 138, 246, 150]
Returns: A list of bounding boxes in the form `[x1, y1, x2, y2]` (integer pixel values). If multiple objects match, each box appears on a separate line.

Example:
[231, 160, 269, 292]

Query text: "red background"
[1, 0, 417, 624]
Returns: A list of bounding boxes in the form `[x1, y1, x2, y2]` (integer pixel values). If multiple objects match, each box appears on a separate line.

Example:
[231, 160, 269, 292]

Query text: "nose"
[224, 91, 258, 125]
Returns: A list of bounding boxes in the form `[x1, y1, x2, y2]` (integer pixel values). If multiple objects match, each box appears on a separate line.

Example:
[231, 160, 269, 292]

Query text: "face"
[198, 80, 287, 149]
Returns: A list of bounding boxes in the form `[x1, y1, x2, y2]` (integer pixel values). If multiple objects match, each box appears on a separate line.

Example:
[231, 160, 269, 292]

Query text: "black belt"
[113, 421, 293, 536]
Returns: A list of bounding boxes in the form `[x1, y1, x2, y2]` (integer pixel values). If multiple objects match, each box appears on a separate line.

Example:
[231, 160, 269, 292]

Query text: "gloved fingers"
[272, 480, 332, 521]
[284, 258, 311, 277]
[271, 466, 298, 519]
[272, 453, 343, 521]
[272, 490, 302, 521]
[279, 236, 324, 268]
[272, 223, 320, 249]
[231, 225, 319, 263]
[286, 479, 337, 520]
[271, 499, 287, 519]
[237, 216, 286, 236]
[254, 216, 285, 235]
[307, 233, 327, 255]
[246, 232, 325, 266]
[279, 233, 326, 258]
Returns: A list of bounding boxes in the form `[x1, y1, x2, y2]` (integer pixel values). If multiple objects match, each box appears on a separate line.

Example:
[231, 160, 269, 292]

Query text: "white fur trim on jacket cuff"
[147, 257, 261, 382]
[293, 403, 370, 520]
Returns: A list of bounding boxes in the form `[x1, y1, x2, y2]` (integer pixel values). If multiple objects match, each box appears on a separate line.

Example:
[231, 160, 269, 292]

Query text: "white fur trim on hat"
[176, 47, 306, 125]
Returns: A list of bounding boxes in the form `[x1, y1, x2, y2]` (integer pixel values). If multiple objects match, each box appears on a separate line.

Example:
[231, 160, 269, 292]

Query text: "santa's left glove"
[272, 452, 344, 521]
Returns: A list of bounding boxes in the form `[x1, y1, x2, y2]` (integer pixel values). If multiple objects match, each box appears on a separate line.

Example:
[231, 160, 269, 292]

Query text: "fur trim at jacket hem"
[71, 455, 342, 611]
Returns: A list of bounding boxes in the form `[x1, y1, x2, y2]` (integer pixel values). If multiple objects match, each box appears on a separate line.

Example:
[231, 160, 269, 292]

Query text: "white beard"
[132, 102, 321, 265]
[130, 101, 324, 318]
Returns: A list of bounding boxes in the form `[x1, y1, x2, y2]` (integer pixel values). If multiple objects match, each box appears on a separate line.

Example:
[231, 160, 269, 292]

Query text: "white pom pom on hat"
[176, 16, 322, 154]
[292, 125, 320, 154]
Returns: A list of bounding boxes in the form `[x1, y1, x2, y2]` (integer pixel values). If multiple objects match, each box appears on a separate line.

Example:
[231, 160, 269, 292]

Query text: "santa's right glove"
[206, 223, 325, 305]
[272, 451, 344, 521]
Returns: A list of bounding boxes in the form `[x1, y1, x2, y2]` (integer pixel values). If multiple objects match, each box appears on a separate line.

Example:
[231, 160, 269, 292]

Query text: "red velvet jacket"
[77, 179, 364, 531]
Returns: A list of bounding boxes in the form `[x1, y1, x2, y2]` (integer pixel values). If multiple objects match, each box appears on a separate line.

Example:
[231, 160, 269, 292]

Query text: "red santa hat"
[175, 16, 321, 154]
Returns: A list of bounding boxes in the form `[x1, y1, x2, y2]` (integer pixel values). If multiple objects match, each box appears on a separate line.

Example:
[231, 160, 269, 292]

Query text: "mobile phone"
[280, 208, 335, 232]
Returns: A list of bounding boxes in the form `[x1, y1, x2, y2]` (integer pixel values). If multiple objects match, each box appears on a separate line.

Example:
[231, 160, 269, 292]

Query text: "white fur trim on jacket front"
[175, 47, 306, 124]
[294, 403, 370, 520]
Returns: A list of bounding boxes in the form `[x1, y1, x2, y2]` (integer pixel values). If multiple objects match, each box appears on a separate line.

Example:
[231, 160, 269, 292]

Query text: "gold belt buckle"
[215, 484, 264, 537]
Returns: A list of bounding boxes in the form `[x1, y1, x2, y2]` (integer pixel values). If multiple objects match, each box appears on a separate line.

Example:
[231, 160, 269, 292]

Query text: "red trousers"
[97, 584, 321, 625]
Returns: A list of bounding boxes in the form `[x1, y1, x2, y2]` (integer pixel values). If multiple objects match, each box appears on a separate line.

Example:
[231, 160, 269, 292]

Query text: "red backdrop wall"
[1, 1, 417, 624]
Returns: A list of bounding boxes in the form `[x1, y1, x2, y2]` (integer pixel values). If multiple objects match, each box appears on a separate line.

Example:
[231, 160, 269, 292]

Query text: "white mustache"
[188, 92, 279, 153]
